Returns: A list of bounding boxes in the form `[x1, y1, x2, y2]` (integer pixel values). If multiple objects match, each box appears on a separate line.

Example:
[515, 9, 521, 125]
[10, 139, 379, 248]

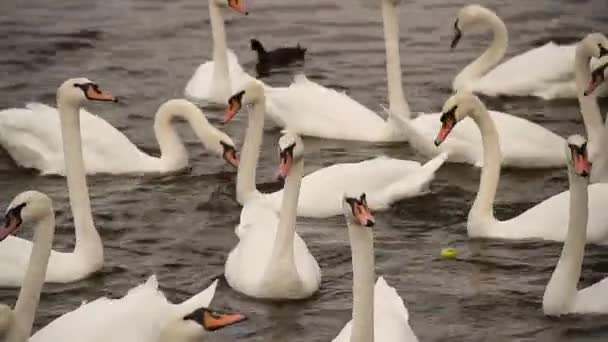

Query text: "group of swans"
[0, 191, 246, 342]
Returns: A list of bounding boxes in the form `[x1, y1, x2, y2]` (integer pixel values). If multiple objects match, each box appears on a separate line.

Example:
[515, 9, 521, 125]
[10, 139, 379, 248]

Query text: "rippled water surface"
[1, 0, 608, 341]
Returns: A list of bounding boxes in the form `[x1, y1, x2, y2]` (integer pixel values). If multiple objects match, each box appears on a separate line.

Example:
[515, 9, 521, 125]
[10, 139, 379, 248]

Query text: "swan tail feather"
[173, 279, 218, 318]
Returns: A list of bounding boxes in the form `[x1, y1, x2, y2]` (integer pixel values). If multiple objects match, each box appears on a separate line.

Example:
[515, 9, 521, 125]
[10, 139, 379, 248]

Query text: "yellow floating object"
[440, 248, 457, 259]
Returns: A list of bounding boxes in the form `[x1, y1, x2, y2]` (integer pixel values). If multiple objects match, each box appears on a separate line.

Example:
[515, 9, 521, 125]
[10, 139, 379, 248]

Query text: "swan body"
[263, 75, 408, 142]
[0, 99, 238, 175]
[451, 4, 606, 100]
[586, 55, 608, 182]
[225, 133, 321, 299]
[542, 135, 608, 315]
[184, 0, 258, 107]
[225, 81, 447, 217]
[333, 193, 418, 342]
[0, 78, 117, 288]
[436, 92, 608, 244]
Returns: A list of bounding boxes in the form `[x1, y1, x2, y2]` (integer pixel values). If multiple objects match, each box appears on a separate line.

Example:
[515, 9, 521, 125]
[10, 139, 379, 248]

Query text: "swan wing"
[30, 275, 170, 342]
[265, 75, 390, 141]
[475, 42, 578, 99]
[573, 277, 608, 314]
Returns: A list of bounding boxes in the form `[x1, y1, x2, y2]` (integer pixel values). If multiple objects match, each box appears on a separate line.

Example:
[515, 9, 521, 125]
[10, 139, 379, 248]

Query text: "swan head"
[201, 127, 239, 169]
[342, 193, 375, 228]
[212, 0, 248, 15]
[585, 56, 608, 96]
[57, 78, 118, 107]
[223, 81, 265, 123]
[434, 92, 483, 146]
[0, 304, 13, 336]
[0, 191, 53, 242]
[577, 33, 608, 62]
[160, 307, 246, 342]
[451, 4, 494, 49]
[277, 132, 304, 180]
[566, 135, 591, 178]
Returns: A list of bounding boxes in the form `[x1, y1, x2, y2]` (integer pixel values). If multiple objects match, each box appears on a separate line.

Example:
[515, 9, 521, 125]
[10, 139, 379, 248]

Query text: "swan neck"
[237, 100, 265, 203]
[543, 169, 588, 314]
[270, 158, 303, 263]
[453, 11, 507, 91]
[382, 0, 410, 120]
[153, 101, 201, 171]
[56, 100, 102, 264]
[574, 45, 603, 156]
[348, 221, 375, 342]
[209, 1, 231, 98]
[6, 212, 55, 342]
[470, 104, 501, 222]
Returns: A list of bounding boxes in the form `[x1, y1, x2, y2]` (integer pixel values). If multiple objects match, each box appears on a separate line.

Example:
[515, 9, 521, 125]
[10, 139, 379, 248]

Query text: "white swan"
[435, 92, 608, 243]
[0, 78, 115, 287]
[451, 4, 607, 100]
[224, 132, 321, 299]
[184, 0, 258, 107]
[332, 193, 418, 342]
[543, 135, 608, 315]
[0, 191, 246, 342]
[0, 99, 239, 175]
[224, 81, 447, 218]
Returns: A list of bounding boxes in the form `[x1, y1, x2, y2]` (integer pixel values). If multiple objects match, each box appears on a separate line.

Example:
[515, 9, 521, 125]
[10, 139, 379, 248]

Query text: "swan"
[332, 193, 418, 342]
[450, 4, 607, 100]
[184, 0, 258, 107]
[0, 99, 240, 175]
[0, 78, 117, 287]
[0, 191, 246, 342]
[435, 92, 608, 243]
[543, 135, 608, 315]
[224, 81, 447, 218]
[224, 132, 321, 299]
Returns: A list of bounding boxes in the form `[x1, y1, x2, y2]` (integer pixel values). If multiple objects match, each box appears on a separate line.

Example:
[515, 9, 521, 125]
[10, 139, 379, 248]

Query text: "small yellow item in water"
[440, 248, 457, 259]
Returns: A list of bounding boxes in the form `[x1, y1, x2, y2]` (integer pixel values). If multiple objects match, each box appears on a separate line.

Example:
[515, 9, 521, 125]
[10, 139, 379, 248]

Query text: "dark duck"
[250, 38, 306, 76]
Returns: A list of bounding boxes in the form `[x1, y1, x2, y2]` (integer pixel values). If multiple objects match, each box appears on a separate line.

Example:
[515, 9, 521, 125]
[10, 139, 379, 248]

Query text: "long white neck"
[236, 100, 265, 204]
[153, 100, 218, 172]
[209, 1, 231, 100]
[260, 158, 304, 295]
[56, 99, 103, 268]
[452, 10, 508, 91]
[543, 167, 588, 315]
[382, 0, 410, 121]
[347, 220, 375, 342]
[574, 45, 603, 159]
[468, 101, 501, 232]
[6, 212, 55, 342]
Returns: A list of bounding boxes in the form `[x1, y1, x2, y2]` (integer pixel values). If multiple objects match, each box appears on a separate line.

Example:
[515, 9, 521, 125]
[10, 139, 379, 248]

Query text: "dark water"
[1, 0, 608, 341]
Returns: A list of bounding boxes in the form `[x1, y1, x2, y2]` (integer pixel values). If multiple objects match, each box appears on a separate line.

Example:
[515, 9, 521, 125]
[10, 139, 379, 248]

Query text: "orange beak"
[572, 151, 591, 177]
[435, 115, 455, 146]
[353, 202, 375, 227]
[86, 85, 117, 102]
[203, 310, 247, 331]
[228, 0, 248, 15]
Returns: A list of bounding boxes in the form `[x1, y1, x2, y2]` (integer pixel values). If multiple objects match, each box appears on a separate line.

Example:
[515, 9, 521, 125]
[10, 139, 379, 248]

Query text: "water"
[1, 0, 608, 341]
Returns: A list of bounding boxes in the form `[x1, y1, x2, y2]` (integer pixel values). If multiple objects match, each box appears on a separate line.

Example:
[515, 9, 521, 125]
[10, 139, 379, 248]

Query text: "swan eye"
[598, 44, 608, 57]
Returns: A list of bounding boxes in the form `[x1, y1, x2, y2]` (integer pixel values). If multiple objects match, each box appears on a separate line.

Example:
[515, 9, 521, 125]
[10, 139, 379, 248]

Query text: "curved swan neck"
[382, 0, 410, 120]
[236, 100, 266, 203]
[574, 45, 603, 157]
[56, 99, 102, 265]
[469, 102, 501, 224]
[543, 168, 588, 314]
[6, 211, 55, 342]
[153, 100, 210, 171]
[209, 1, 231, 99]
[348, 221, 375, 342]
[453, 10, 508, 91]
